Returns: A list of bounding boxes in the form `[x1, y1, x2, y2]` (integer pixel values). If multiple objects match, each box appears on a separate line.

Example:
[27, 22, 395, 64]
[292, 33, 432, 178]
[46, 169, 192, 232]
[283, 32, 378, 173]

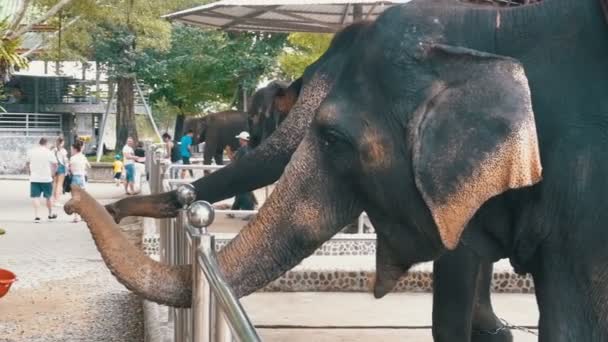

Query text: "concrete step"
[241, 292, 538, 327]
[250, 292, 539, 341]
[144, 292, 539, 342]
[258, 328, 538, 342]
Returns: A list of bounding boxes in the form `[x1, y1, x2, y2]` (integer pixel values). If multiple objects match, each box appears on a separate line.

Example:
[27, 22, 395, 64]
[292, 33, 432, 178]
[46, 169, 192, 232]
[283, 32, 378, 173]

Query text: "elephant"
[102, 21, 509, 342]
[182, 110, 248, 165]
[71, 0, 608, 340]
[248, 80, 301, 147]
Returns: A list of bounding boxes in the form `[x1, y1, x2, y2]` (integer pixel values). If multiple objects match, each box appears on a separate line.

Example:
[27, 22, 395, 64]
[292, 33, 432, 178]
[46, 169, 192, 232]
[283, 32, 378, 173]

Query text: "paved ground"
[151, 292, 539, 341]
[247, 292, 539, 341]
[0, 180, 143, 342]
[1, 179, 541, 341]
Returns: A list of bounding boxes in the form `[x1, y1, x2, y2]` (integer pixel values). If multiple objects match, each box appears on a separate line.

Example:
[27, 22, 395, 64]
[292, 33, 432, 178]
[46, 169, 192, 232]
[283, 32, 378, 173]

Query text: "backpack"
[170, 141, 181, 163]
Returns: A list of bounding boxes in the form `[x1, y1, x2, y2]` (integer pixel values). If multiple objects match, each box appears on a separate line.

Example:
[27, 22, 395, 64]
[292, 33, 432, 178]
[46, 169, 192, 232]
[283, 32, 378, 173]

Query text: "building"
[0, 62, 153, 174]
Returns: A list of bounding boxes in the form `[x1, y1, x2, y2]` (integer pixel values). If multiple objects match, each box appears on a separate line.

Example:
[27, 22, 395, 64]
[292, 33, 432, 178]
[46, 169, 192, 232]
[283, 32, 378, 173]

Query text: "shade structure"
[163, 0, 412, 33]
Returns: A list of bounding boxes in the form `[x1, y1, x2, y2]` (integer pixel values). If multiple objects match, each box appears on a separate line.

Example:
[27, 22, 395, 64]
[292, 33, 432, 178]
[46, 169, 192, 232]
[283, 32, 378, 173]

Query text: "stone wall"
[88, 162, 115, 182]
[0, 136, 59, 174]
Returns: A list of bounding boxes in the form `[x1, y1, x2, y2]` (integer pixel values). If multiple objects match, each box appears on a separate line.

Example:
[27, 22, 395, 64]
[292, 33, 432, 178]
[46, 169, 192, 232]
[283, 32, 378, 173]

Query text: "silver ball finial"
[176, 184, 196, 207]
[187, 201, 215, 228]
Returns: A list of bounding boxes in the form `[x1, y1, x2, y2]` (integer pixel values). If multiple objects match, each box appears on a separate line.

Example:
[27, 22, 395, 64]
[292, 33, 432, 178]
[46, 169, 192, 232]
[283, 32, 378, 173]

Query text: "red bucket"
[0, 269, 16, 298]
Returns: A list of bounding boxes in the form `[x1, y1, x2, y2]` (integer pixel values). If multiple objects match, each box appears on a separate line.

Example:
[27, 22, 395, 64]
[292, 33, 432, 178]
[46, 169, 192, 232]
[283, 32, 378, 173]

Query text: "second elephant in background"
[182, 110, 248, 166]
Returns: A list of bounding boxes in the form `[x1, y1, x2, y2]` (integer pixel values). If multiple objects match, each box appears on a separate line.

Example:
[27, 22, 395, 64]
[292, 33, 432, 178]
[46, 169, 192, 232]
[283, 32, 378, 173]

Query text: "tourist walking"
[69, 140, 90, 222]
[122, 137, 137, 195]
[180, 130, 194, 179]
[51, 137, 69, 205]
[26, 138, 58, 223]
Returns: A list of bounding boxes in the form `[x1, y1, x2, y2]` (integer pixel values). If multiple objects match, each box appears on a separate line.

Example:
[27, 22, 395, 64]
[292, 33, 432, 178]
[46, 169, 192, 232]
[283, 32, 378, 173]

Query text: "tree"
[0, 0, 76, 81]
[0, 18, 28, 83]
[277, 32, 333, 80]
[39, 0, 201, 147]
[137, 25, 286, 139]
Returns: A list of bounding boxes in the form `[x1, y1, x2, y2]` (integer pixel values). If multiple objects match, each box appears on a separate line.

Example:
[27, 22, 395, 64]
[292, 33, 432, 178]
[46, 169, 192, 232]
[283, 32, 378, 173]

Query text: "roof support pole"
[353, 4, 363, 21]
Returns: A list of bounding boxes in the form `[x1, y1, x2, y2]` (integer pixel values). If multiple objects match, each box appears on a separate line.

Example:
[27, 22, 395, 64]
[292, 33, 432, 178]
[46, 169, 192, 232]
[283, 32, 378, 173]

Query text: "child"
[112, 154, 123, 187]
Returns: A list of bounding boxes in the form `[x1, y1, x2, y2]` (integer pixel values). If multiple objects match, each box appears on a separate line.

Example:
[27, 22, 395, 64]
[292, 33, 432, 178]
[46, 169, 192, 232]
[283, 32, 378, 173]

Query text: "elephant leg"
[214, 152, 223, 165]
[432, 246, 512, 342]
[432, 245, 479, 342]
[471, 262, 512, 342]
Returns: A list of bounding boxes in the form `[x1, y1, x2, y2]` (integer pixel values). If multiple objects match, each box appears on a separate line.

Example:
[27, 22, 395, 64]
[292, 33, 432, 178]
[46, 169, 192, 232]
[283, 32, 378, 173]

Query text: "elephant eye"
[320, 127, 349, 148]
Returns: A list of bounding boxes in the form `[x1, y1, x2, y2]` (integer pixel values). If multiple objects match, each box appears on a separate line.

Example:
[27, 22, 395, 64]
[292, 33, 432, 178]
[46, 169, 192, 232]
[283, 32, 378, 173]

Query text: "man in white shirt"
[26, 138, 58, 222]
[122, 137, 137, 195]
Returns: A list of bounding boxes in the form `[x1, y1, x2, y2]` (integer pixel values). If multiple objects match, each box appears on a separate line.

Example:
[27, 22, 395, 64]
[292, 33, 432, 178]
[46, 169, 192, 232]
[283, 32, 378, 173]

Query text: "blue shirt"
[180, 135, 192, 158]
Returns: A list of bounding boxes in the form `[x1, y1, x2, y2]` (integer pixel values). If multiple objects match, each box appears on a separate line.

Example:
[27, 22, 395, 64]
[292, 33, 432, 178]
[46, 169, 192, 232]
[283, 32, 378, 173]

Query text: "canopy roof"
[163, 0, 412, 33]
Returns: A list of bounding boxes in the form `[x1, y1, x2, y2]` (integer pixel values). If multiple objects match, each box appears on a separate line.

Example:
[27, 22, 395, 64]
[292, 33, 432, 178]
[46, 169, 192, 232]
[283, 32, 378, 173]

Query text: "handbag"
[63, 173, 72, 193]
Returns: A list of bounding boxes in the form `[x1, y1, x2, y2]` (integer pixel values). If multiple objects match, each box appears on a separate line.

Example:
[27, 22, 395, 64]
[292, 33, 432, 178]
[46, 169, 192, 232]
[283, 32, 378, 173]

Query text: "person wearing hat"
[233, 131, 251, 160]
[228, 131, 257, 219]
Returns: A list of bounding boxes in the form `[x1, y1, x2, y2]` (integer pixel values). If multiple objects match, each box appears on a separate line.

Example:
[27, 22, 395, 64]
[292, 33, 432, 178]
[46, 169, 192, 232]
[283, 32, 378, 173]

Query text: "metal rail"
[148, 144, 262, 342]
[147, 143, 376, 342]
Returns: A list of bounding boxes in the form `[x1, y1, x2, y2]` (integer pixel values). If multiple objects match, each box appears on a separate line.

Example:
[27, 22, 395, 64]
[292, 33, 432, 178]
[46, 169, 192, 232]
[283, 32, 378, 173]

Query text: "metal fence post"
[186, 201, 217, 342]
[174, 184, 197, 342]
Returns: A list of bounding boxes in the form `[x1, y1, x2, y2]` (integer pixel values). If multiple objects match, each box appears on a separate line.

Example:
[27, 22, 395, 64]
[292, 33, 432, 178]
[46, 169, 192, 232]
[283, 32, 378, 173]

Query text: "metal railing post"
[214, 311, 233, 342]
[163, 174, 262, 342]
[195, 233, 215, 342]
[173, 184, 197, 342]
[186, 201, 217, 342]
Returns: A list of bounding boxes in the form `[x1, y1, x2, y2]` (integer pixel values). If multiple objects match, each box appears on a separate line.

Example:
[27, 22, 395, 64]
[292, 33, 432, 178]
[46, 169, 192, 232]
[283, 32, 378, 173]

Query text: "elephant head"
[222, 4, 541, 297]
[66, 3, 543, 307]
[248, 80, 301, 147]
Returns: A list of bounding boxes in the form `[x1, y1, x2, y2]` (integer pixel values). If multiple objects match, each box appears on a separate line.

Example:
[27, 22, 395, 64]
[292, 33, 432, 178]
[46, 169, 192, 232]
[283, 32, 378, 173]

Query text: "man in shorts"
[26, 138, 58, 222]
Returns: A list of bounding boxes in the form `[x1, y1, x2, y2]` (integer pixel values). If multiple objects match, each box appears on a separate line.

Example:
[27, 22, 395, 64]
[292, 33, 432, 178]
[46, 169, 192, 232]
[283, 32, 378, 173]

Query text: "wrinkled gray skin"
[69, 0, 608, 341]
[182, 111, 248, 165]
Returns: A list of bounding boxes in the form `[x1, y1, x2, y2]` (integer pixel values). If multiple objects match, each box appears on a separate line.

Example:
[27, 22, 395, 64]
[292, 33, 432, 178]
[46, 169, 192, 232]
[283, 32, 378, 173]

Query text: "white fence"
[0, 112, 62, 137]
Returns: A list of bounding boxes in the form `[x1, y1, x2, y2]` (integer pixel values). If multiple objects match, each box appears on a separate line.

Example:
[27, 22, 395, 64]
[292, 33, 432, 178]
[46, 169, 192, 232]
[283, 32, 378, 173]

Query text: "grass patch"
[87, 153, 117, 163]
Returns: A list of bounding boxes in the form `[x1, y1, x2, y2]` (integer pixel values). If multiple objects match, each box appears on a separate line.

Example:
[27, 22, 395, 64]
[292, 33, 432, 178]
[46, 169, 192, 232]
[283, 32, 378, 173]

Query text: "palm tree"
[0, 17, 28, 83]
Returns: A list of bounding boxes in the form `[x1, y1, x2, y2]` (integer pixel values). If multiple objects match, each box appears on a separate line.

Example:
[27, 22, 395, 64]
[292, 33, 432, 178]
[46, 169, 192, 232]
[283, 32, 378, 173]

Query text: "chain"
[472, 318, 538, 336]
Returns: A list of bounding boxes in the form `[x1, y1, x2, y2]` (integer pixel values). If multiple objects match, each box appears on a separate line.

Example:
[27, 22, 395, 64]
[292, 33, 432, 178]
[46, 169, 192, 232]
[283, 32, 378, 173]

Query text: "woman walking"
[51, 137, 69, 205]
[69, 140, 90, 222]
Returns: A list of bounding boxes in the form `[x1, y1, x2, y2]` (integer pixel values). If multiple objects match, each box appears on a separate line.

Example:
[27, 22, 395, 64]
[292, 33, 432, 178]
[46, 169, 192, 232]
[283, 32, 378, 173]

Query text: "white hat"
[235, 131, 250, 141]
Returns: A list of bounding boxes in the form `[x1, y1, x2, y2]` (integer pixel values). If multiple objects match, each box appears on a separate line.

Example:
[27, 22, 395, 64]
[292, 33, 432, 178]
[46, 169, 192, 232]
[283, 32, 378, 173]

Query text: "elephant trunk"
[70, 135, 356, 307]
[65, 186, 192, 307]
[106, 190, 180, 223]
[217, 133, 360, 297]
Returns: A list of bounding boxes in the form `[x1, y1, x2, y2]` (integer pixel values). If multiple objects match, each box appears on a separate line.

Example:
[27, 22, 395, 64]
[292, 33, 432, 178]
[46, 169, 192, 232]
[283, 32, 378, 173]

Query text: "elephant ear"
[412, 44, 542, 250]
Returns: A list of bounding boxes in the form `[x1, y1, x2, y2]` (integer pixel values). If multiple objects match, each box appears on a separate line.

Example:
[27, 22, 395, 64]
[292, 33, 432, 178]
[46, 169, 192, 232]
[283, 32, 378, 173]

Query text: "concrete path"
[0, 180, 143, 342]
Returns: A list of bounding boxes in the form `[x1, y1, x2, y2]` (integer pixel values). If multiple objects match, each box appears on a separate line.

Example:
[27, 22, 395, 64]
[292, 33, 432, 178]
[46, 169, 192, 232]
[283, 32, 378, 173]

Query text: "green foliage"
[138, 25, 286, 116]
[39, 0, 190, 76]
[0, 17, 28, 81]
[278, 32, 333, 80]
